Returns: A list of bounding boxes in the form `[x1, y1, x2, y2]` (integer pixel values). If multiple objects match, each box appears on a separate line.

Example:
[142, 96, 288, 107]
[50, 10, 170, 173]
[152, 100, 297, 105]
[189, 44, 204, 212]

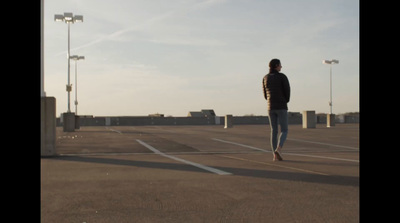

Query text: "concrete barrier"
[75, 115, 80, 129]
[302, 110, 316, 128]
[233, 116, 269, 125]
[41, 97, 56, 156]
[56, 113, 357, 127]
[224, 115, 233, 128]
[57, 115, 306, 126]
[63, 112, 75, 132]
[92, 116, 216, 126]
[327, 114, 335, 127]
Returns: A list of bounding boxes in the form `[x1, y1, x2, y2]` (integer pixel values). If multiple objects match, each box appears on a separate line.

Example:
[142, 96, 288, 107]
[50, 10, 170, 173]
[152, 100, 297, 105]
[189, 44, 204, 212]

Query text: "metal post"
[75, 60, 78, 114]
[323, 59, 338, 127]
[67, 23, 71, 112]
[329, 64, 332, 114]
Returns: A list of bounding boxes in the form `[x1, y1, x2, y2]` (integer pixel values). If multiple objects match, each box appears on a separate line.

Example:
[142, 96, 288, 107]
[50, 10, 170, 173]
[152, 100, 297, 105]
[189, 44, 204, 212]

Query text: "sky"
[43, 0, 359, 117]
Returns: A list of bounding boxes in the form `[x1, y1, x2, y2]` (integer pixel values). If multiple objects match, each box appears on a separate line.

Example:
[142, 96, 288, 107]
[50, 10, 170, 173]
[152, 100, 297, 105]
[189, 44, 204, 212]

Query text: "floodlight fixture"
[74, 15, 83, 22]
[64, 12, 73, 21]
[70, 55, 85, 60]
[54, 12, 84, 24]
[54, 14, 64, 22]
[323, 59, 339, 65]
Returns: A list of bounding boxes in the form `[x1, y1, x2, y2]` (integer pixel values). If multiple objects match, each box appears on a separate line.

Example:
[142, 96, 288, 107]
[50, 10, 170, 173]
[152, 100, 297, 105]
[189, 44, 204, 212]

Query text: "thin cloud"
[54, 0, 228, 57]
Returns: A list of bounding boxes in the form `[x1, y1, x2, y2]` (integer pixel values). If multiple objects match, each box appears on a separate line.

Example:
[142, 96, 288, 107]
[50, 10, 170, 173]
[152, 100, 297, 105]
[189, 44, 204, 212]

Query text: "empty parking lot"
[41, 124, 359, 222]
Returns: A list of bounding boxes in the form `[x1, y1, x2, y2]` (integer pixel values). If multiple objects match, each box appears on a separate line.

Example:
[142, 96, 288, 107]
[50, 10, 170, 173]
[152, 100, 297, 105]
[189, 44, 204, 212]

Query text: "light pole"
[323, 59, 339, 128]
[54, 12, 83, 113]
[70, 55, 85, 115]
[322, 59, 339, 114]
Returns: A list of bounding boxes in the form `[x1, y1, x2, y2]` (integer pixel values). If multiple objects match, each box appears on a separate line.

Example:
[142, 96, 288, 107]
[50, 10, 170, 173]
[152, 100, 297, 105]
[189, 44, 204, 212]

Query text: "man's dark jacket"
[262, 71, 291, 110]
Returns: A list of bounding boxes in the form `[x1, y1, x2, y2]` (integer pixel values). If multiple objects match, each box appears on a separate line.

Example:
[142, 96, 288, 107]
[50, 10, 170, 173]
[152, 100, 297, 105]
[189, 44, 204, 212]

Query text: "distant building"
[201, 109, 216, 117]
[148, 113, 164, 117]
[188, 111, 204, 117]
[187, 109, 216, 117]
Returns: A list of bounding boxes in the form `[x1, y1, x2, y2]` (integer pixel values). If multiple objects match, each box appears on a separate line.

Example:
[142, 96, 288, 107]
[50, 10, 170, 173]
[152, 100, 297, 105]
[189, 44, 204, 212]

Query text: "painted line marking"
[282, 152, 359, 163]
[220, 155, 329, 176]
[212, 138, 359, 163]
[58, 150, 265, 157]
[105, 127, 122, 134]
[212, 138, 271, 152]
[136, 139, 232, 175]
[286, 138, 358, 150]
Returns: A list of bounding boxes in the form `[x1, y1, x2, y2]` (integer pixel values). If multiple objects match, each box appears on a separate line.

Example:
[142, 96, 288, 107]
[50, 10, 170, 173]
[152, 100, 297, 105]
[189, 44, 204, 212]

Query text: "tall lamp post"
[70, 55, 85, 115]
[54, 12, 83, 113]
[322, 59, 339, 127]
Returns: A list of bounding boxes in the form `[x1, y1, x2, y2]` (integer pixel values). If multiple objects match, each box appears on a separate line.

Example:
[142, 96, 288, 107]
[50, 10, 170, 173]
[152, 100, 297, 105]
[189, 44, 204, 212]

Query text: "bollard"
[302, 110, 316, 128]
[63, 112, 76, 132]
[75, 115, 80, 129]
[224, 115, 233, 128]
[105, 117, 111, 126]
[327, 114, 335, 127]
[215, 116, 221, 125]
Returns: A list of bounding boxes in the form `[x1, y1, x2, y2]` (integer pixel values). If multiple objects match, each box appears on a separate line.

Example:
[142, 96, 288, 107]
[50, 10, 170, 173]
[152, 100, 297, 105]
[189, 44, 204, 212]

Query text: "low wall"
[56, 114, 356, 127]
[106, 116, 216, 126]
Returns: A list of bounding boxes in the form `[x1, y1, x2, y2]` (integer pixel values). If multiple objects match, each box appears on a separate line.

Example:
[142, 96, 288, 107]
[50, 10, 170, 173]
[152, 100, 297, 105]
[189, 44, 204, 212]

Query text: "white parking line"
[105, 127, 122, 134]
[220, 155, 329, 176]
[287, 138, 359, 150]
[136, 139, 232, 175]
[212, 138, 271, 152]
[212, 138, 359, 163]
[282, 152, 359, 163]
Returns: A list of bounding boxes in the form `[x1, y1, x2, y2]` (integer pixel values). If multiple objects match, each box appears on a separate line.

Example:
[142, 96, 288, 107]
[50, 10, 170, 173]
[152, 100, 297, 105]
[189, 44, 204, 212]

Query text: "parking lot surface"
[41, 124, 359, 222]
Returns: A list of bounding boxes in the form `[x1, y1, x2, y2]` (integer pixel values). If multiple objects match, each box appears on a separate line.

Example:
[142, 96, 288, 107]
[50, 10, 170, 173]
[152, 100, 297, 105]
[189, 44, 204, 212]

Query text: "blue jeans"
[268, 109, 288, 153]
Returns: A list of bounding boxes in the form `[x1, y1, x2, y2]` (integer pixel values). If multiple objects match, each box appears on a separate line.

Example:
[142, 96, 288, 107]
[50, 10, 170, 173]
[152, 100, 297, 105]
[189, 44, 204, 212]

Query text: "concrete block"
[75, 115, 80, 129]
[41, 97, 56, 156]
[302, 110, 316, 128]
[215, 116, 221, 125]
[63, 112, 75, 132]
[224, 115, 233, 128]
[327, 114, 335, 127]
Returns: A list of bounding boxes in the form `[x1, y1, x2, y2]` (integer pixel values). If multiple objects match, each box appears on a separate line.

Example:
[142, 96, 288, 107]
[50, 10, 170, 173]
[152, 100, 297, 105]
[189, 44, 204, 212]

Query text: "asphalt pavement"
[41, 124, 359, 222]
